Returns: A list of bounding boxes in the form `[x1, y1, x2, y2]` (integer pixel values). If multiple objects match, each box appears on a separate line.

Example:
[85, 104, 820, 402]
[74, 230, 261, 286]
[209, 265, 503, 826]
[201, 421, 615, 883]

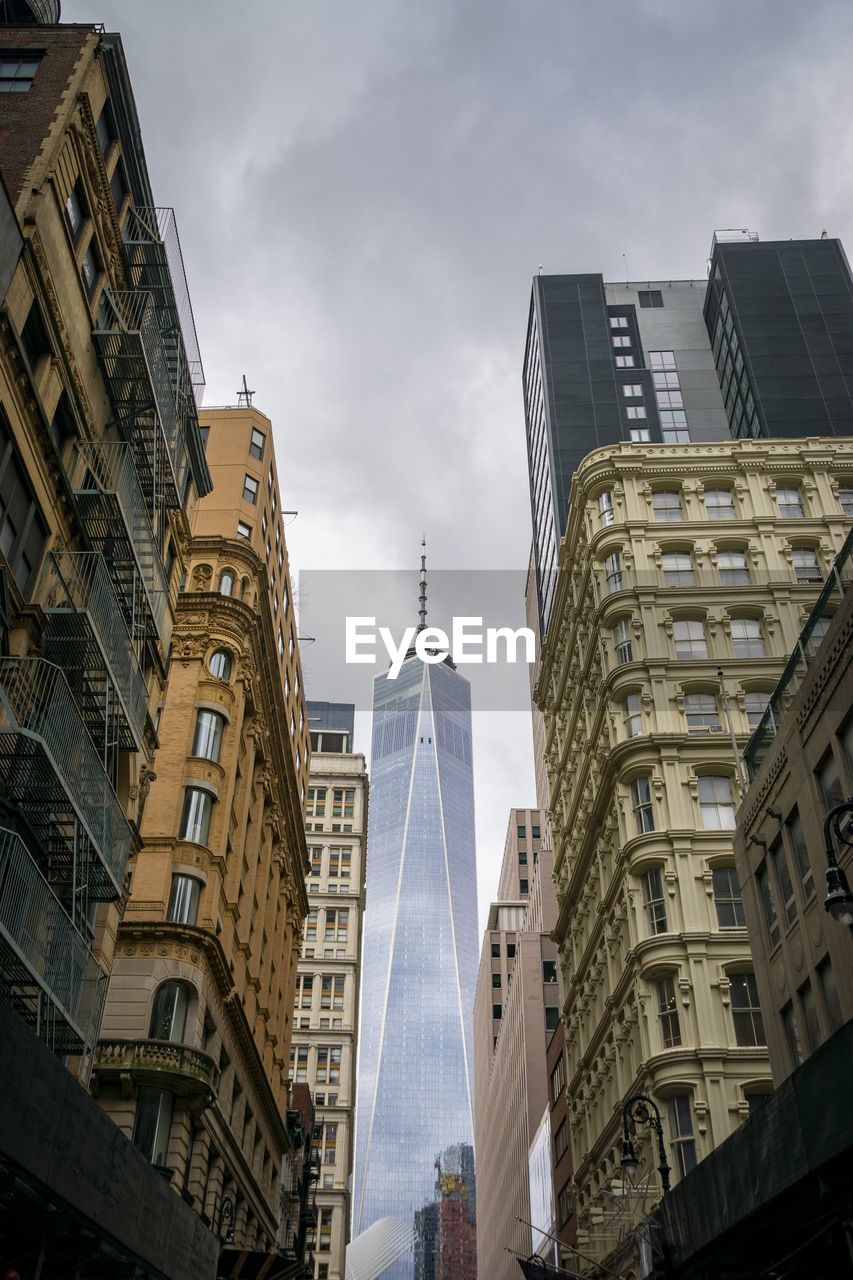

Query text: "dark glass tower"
[352, 549, 478, 1278]
[704, 235, 853, 441]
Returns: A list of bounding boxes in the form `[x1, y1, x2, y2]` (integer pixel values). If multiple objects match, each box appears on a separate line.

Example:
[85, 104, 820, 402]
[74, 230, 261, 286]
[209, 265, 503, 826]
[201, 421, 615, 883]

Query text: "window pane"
[209, 649, 232, 680]
[192, 709, 225, 763]
[673, 619, 707, 659]
[642, 867, 667, 934]
[179, 788, 213, 845]
[133, 1087, 174, 1164]
[657, 976, 681, 1047]
[249, 428, 265, 460]
[167, 873, 201, 924]
[149, 982, 189, 1042]
[243, 474, 259, 504]
[698, 775, 735, 829]
[713, 867, 745, 927]
[730, 972, 765, 1046]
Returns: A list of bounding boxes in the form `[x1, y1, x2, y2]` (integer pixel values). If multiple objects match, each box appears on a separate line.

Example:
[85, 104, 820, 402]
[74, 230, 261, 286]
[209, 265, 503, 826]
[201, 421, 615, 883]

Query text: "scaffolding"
[40, 551, 149, 760]
[74, 440, 172, 652]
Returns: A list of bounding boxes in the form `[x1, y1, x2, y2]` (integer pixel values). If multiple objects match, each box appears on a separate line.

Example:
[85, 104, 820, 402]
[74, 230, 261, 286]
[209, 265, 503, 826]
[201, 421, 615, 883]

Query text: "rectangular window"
[781, 1002, 804, 1068]
[731, 617, 765, 657]
[609, 316, 629, 329]
[0, 53, 41, 92]
[786, 811, 814, 900]
[818, 752, 844, 811]
[631, 776, 655, 834]
[520, 878, 529, 894]
[771, 839, 797, 925]
[657, 976, 681, 1047]
[622, 384, 643, 397]
[776, 487, 804, 518]
[713, 867, 745, 927]
[612, 335, 632, 349]
[613, 617, 633, 663]
[662, 552, 694, 587]
[639, 289, 664, 308]
[685, 692, 721, 733]
[756, 862, 780, 948]
[179, 787, 213, 845]
[65, 180, 87, 243]
[630, 426, 651, 443]
[838, 487, 853, 517]
[167, 873, 201, 925]
[660, 414, 691, 444]
[718, 550, 749, 585]
[667, 1094, 697, 1179]
[249, 427, 265, 460]
[305, 909, 317, 941]
[622, 692, 642, 738]
[791, 548, 821, 583]
[743, 690, 770, 728]
[558, 1184, 573, 1226]
[81, 239, 101, 299]
[550, 1054, 566, 1102]
[491, 972, 501, 989]
[517, 824, 526, 838]
[652, 491, 683, 522]
[236, 520, 251, 539]
[642, 867, 667, 934]
[332, 788, 355, 818]
[605, 551, 623, 593]
[545, 1006, 559, 1031]
[673, 619, 707, 659]
[492, 1004, 502, 1019]
[698, 775, 735, 829]
[625, 405, 646, 419]
[243, 474, 259, 504]
[543, 960, 557, 983]
[705, 488, 735, 519]
[649, 350, 676, 371]
[96, 100, 115, 153]
[730, 972, 765, 1046]
[817, 958, 843, 1033]
[0, 409, 49, 594]
[615, 355, 635, 368]
[554, 1121, 569, 1161]
[799, 980, 820, 1054]
[21, 302, 51, 370]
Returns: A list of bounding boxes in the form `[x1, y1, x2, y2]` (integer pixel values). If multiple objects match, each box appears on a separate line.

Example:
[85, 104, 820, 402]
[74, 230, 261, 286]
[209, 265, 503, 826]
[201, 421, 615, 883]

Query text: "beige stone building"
[473, 809, 560, 1278]
[293, 702, 368, 1280]
[535, 436, 853, 1266]
[94, 404, 310, 1261]
[735, 528, 853, 1084]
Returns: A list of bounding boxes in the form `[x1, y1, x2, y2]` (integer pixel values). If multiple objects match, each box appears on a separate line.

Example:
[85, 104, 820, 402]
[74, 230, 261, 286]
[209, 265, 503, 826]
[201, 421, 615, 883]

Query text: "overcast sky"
[66, 0, 853, 927]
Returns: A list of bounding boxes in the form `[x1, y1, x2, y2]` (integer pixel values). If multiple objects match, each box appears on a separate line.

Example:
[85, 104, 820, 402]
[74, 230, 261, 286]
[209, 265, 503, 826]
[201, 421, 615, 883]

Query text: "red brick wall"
[0, 26, 94, 204]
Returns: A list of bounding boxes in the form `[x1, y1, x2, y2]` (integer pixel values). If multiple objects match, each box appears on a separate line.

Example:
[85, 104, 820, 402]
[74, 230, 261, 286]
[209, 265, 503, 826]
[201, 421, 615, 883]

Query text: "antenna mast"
[418, 536, 427, 632]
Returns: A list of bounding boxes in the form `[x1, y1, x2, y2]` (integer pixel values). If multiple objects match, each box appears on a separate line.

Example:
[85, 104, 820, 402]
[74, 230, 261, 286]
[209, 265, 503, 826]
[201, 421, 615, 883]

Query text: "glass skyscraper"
[353, 641, 478, 1279]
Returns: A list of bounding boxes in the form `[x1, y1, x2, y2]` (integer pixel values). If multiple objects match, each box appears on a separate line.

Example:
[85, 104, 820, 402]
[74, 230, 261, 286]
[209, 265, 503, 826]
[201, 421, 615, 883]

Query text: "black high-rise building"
[704, 234, 853, 441]
[524, 232, 853, 636]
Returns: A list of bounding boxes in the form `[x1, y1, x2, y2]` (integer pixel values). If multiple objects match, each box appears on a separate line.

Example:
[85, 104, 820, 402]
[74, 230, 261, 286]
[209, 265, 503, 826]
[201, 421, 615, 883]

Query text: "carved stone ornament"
[192, 563, 213, 591]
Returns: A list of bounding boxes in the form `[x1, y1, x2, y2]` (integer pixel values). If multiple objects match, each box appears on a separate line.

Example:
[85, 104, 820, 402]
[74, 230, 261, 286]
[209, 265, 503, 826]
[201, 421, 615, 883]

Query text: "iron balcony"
[40, 551, 149, 752]
[0, 826, 107, 1056]
[74, 440, 173, 652]
[0, 656, 133, 899]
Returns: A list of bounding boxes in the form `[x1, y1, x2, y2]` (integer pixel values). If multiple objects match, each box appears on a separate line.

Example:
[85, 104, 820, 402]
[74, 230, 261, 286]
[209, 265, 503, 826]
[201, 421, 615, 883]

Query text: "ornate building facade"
[535, 437, 853, 1266]
[94, 405, 310, 1265]
[292, 701, 368, 1280]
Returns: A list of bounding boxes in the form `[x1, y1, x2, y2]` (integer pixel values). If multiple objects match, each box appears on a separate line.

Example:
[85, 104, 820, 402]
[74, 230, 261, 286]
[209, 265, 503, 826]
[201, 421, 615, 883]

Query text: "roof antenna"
[622, 251, 630, 282]
[237, 374, 254, 407]
[418, 535, 427, 632]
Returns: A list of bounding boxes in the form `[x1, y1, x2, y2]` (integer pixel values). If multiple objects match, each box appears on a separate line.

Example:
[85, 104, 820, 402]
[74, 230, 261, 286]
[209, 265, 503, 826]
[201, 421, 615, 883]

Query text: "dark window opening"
[639, 290, 664, 308]
[21, 302, 51, 369]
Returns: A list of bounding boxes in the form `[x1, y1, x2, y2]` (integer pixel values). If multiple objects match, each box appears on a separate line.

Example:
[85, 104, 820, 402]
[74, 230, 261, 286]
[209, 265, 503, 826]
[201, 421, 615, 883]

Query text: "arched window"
[209, 649, 232, 681]
[684, 692, 721, 733]
[673, 618, 707, 659]
[597, 491, 615, 528]
[192, 709, 225, 763]
[641, 867, 667, 934]
[730, 615, 765, 657]
[149, 981, 190, 1043]
[662, 550, 694, 587]
[652, 490, 683, 522]
[218, 569, 235, 597]
[718, 548, 749, 585]
[621, 693, 642, 738]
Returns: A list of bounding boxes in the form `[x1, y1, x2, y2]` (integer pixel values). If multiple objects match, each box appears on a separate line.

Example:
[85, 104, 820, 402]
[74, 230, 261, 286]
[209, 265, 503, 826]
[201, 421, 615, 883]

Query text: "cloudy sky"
[66, 0, 853, 925]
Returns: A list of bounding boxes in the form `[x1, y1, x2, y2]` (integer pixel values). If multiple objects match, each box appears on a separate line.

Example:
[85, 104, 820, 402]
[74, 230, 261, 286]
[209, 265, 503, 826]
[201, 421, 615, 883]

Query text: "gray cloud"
[64, 0, 853, 922]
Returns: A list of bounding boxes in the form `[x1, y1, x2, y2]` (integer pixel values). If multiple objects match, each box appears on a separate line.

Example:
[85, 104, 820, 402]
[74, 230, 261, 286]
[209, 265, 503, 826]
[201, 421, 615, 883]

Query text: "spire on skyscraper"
[418, 535, 427, 633]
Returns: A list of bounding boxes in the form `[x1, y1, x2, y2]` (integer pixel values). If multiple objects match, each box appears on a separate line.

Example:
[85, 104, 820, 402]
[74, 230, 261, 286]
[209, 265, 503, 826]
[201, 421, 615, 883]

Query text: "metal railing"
[40, 551, 149, 750]
[0, 827, 107, 1052]
[745, 527, 853, 779]
[75, 440, 172, 651]
[94, 290, 189, 506]
[0, 658, 133, 892]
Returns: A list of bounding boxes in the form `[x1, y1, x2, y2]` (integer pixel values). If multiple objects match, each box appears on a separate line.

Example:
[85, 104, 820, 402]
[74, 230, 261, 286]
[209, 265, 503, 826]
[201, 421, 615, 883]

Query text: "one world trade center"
[352, 545, 478, 1278]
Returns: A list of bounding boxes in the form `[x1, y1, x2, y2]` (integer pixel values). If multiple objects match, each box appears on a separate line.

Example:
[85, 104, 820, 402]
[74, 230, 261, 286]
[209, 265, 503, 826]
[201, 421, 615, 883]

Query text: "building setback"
[534, 436, 853, 1268]
[473, 811, 564, 1279]
[295, 699, 368, 1280]
[93, 403, 311, 1268]
[0, 14, 216, 1278]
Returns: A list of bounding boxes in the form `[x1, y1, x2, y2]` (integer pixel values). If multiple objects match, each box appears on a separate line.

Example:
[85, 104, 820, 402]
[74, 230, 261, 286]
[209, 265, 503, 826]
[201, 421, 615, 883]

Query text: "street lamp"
[620, 1094, 671, 1198]
[823, 799, 853, 926]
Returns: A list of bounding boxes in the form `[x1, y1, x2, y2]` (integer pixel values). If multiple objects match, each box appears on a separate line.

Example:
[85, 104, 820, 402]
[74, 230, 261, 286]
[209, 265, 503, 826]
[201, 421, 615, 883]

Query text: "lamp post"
[823, 799, 853, 926]
[620, 1094, 671, 1198]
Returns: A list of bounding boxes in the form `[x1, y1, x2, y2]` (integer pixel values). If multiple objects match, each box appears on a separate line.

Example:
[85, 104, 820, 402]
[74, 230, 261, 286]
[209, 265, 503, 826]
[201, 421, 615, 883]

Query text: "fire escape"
[0, 204, 209, 1075]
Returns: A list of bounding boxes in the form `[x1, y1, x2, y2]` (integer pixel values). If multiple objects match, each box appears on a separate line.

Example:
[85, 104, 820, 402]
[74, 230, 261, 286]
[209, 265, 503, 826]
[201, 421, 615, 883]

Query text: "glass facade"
[353, 654, 478, 1276]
